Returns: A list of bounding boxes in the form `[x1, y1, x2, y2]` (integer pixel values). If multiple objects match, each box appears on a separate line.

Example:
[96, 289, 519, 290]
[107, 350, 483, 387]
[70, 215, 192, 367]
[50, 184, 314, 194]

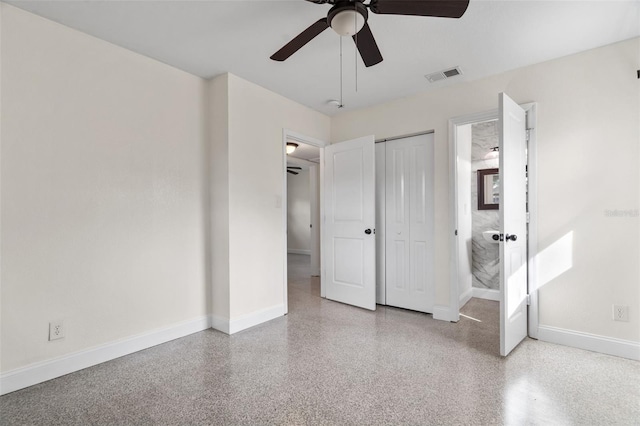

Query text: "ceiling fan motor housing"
[328, 1, 368, 36]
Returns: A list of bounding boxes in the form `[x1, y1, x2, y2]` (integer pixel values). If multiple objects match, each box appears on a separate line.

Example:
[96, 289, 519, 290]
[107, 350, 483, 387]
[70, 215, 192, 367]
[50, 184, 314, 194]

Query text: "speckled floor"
[1, 254, 639, 425]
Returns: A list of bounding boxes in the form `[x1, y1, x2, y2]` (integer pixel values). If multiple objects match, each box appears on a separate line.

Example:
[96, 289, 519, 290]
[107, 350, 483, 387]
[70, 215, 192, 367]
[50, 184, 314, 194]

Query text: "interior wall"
[208, 74, 230, 321]
[226, 74, 330, 318]
[1, 4, 209, 372]
[331, 38, 640, 342]
[287, 169, 311, 253]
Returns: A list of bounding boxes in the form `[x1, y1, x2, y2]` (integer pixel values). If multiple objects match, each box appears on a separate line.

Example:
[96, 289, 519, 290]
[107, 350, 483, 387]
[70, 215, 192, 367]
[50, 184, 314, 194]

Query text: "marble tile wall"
[471, 121, 499, 290]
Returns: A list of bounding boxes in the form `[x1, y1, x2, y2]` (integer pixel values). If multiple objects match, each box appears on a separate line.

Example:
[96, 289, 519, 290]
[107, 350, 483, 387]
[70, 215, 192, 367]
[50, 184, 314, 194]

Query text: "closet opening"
[374, 132, 435, 314]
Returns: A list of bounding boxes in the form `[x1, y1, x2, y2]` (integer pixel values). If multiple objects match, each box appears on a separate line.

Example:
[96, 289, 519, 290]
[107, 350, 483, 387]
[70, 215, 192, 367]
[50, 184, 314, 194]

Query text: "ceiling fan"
[271, 0, 470, 67]
[287, 166, 302, 175]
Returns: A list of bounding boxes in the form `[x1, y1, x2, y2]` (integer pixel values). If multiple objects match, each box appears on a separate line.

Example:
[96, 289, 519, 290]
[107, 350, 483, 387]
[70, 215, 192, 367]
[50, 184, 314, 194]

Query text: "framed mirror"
[478, 168, 499, 210]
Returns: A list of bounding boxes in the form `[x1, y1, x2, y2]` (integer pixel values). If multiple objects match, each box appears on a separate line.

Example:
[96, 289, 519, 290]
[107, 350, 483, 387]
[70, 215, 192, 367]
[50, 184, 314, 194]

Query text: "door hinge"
[526, 212, 530, 223]
[526, 294, 531, 306]
[455, 229, 458, 236]
[526, 128, 531, 142]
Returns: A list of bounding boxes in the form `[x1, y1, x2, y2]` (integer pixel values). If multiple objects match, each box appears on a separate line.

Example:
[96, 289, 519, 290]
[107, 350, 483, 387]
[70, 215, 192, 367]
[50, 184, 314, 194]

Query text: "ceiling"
[287, 141, 321, 169]
[6, 0, 639, 116]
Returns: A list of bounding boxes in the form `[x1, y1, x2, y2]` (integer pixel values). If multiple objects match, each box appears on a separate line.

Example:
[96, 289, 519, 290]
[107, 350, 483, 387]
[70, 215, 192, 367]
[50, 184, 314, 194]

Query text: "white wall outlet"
[49, 320, 65, 340]
[612, 305, 629, 322]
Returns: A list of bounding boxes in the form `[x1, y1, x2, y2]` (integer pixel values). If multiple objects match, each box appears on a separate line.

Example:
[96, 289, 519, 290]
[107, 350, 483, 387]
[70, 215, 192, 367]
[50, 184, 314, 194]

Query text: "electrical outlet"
[612, 305, 629, 322]
[49, 320, 65, 341]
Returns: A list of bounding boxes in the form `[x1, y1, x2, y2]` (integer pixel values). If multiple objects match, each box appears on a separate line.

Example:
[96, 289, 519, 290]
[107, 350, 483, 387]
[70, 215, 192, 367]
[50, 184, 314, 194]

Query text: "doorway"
[449, 99, 539, 353]
[282, 130, 326, 314]
[375, 133, 435, 313]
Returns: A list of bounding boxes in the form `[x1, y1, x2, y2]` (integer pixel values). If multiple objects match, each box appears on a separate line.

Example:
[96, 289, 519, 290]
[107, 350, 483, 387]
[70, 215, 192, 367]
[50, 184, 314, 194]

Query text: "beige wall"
[332, 38, 640, 342]
[208, 74, 230, 320]
[207, 73, 330, 322]
[1, 4, 209, 371]
[287, 169, 311, 253]
[226, 74, 330, 318]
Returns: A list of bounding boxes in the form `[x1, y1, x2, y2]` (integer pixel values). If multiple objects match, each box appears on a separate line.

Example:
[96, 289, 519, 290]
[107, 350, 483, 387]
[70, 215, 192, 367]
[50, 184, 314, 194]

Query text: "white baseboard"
[538, 325, 640, 361]
[229, 304, 285, 334]
[472, 287, 500, 301]
[0, 315, 211, 396]
[210, 315, 230, 335]
[459, 287, 473, 308]
[433, 305, 457, 322]
[287, 249, 310, 255]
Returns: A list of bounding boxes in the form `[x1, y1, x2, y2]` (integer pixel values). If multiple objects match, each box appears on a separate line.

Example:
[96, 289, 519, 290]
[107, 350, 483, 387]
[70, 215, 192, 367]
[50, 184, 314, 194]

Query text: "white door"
[385, 134, 434, 313]
[324, 135, 376, 310]
[309, 165, 321, 276]
[499, 92, 529, 356]
[375, 143, 387, 305]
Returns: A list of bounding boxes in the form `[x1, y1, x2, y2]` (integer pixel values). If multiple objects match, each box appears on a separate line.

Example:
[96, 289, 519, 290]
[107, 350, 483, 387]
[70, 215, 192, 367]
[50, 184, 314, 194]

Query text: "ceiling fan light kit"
[271, 0, 470, 67]
[328, 3, 367, 36]
[286, 142, 299, 154]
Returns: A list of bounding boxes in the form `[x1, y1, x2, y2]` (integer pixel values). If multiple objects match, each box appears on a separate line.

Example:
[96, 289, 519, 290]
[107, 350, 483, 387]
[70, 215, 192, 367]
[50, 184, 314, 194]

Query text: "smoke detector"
[425, 66, 463, 83]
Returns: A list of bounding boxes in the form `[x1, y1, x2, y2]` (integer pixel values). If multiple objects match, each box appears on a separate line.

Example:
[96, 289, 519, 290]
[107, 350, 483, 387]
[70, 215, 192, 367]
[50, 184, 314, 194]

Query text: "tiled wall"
[471, 121, 499, 290]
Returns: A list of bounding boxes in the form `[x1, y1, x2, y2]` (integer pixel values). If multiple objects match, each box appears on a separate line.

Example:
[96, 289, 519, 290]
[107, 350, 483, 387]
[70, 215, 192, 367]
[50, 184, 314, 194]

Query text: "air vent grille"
[425, 66, 463, 83]
[443, 68, 461, 78]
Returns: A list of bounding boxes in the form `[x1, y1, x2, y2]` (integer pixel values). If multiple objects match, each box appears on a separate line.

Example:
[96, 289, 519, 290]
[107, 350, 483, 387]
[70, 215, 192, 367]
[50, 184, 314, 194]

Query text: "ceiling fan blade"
[352, 23, 383, 67]
[287, 170, 299, 175]
[271, 18, 329, 62]
[287, 166, 302, 170]
[369, 0, 470, 18]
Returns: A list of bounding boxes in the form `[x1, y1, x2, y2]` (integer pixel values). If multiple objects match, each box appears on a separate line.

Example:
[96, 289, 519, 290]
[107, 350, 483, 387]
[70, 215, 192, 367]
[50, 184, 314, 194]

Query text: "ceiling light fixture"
[484, 146, 499, 159]
[286, 142, 299, 154]
[328, 3, 366, 36]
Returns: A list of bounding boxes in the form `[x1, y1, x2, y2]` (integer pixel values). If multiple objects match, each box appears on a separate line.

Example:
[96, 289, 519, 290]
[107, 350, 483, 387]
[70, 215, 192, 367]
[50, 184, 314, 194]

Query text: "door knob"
[364, 229, 372, 235]
[505, 234, 517, 242]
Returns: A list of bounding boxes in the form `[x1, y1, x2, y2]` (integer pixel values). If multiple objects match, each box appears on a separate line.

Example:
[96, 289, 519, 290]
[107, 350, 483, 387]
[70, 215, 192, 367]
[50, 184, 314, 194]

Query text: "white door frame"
[448, 104, 539, 339]
[282, 129, 327, 314]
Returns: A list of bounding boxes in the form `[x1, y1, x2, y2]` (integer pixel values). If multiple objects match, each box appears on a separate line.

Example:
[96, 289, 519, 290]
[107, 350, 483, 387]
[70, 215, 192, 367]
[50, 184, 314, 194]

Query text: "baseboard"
[229, 304, 286, 334]
[459, 287, 473, 308]
[538, 325, 640, 361]
[0, 315, 211, 396]
[433, 305, 457, 322]
[210, 315, 230, 335]
[287, 249, 310, 255]
[472, 287, 500, 301]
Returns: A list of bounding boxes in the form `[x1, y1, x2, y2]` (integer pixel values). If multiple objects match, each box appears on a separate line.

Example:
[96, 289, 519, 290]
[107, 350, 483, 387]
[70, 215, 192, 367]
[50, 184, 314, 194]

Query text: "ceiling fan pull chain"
[339, 36, 342, 106]
[354, 3, 358, 92]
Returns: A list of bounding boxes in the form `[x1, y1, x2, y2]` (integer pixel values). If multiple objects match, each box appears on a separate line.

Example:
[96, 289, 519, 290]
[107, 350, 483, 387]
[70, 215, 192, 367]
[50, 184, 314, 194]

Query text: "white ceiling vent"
[425, 66, 463, 83]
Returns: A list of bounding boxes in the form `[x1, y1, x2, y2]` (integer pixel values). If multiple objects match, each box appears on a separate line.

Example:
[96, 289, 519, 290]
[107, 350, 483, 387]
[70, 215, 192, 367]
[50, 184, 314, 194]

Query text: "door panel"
[499, 92, 529, 356]
[324, 136, 376, 310]
[375, 143, 386, 304]
[385, 134, 434, 312]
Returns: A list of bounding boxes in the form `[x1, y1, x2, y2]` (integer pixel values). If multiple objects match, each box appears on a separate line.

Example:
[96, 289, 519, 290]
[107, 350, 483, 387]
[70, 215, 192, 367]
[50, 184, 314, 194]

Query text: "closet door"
[385, 134, 434, 313]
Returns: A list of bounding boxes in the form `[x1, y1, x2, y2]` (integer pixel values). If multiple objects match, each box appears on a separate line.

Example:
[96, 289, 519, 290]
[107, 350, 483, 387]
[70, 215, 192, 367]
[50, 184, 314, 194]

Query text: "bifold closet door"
[385, 134, 434, 313]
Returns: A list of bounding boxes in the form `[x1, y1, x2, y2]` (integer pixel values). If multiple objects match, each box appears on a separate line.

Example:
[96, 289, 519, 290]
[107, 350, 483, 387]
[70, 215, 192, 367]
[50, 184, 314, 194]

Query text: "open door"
[499, 93, 528, 356]
[323, 135, 376, 310]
